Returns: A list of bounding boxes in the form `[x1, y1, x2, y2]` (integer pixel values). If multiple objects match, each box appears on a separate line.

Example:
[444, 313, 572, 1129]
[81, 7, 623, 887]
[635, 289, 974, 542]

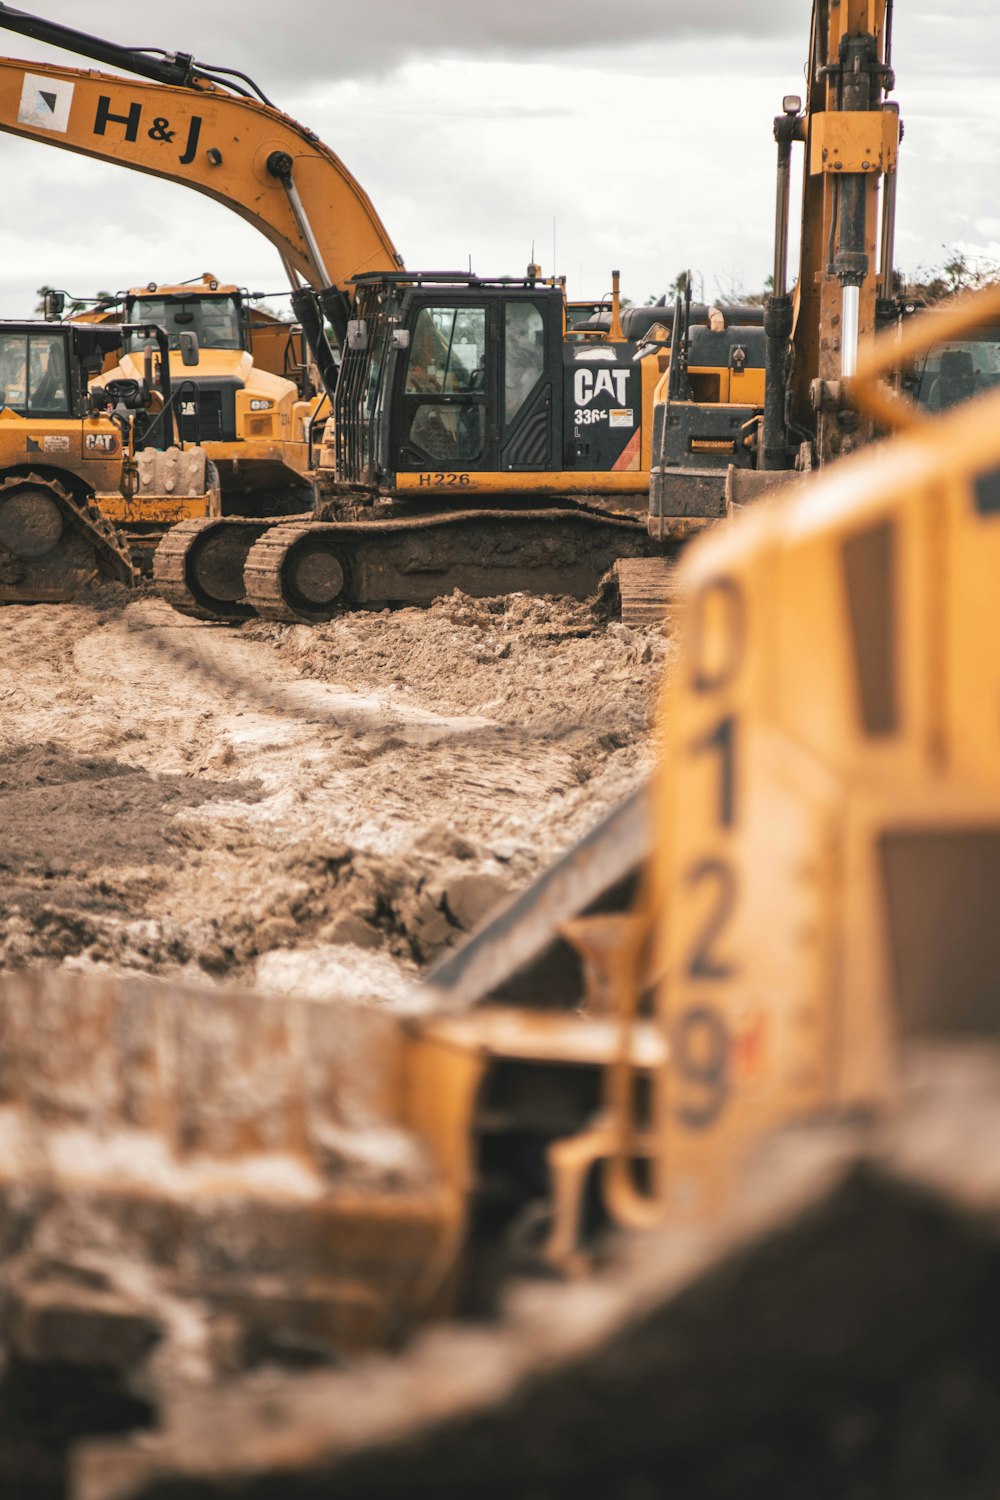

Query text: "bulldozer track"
[0, 470, 135, 603]
[155, 493, 710, 627]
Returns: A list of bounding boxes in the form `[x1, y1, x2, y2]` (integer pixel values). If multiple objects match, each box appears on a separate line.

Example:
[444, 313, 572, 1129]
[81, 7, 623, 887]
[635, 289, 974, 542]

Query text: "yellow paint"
[394, 470, 649, 496]
[809, 109, 899, 176]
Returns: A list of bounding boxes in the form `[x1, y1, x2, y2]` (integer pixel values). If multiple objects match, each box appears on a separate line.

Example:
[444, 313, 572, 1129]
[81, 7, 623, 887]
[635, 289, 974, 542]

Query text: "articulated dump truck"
[3, 292, 1000, 1499]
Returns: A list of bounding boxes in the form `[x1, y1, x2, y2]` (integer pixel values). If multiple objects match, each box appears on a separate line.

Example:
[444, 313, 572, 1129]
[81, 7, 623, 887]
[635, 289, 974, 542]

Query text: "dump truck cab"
[1, 318, 149, 494]
[76, 276, 317, 506]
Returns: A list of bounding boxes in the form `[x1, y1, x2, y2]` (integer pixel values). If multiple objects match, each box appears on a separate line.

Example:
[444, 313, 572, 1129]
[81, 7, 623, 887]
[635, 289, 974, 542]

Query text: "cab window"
[403, 306, 486, 464]
[504, 303, 544, 421]
[0, 332, 27, 409]
[28, 336, 69, 412]
[125, 296, 243, 351]
[405, 306, 486, 395]
[0, 332, 69, 413]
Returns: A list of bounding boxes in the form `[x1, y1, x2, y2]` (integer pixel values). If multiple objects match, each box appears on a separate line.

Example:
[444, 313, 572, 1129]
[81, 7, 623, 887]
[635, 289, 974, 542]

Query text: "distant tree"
[903, 248, 1000, 304]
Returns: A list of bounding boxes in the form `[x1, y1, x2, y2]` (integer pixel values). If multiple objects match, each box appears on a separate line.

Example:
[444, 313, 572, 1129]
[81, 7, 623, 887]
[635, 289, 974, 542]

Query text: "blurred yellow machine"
[612, 282, 1000, 1225]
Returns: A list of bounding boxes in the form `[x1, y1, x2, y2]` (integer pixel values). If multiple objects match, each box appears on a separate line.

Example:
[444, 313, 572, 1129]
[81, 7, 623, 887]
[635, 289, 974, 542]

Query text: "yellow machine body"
[621, 290, 1000, 1228]
[75, 276, 319, 499]
[0, 403, 122, 495]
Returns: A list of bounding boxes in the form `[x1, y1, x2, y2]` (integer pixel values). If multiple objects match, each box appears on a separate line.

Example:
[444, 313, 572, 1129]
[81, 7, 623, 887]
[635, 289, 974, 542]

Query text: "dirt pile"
[0, 586, 668, 994]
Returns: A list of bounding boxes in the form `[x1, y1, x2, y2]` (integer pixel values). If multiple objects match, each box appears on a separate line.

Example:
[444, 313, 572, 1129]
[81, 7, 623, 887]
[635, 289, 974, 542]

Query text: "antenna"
[552, 217, 557, 276]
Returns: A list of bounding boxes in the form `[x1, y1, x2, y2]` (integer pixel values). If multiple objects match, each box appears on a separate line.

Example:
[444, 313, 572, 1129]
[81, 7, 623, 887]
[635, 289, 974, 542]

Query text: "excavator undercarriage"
[154, 503, 692, 624]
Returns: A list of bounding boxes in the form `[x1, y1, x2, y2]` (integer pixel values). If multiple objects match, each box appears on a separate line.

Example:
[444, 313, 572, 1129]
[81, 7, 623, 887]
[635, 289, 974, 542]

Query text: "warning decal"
[18, 73, 75, 133]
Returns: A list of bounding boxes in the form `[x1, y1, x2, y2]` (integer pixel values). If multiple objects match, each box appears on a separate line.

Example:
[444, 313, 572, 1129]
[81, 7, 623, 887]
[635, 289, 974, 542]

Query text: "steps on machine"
[612, 556, 678, 628]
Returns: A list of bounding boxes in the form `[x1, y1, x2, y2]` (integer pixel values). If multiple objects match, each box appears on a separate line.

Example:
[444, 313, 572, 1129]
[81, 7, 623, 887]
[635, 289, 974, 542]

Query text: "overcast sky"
[0, 2, 996, 316]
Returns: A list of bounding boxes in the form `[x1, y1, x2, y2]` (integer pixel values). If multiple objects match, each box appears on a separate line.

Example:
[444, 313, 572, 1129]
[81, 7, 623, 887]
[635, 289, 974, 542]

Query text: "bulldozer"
[0, 316, 219, 599]
[68, 273, 319, 513]
[0, 283, 999, 1499]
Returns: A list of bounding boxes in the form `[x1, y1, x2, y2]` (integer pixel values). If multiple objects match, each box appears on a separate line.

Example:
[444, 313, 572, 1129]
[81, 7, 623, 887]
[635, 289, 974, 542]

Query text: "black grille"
[180, 391, 223, 443]
[335, 283, 384, 483]
[176, 381, 241, 444]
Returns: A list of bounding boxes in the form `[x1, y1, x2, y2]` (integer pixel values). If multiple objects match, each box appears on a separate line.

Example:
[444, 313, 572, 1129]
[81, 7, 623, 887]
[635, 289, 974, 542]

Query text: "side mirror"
[43, 290, 66, 321]
[391, 328, 410, 351]
[178, 331, 200, 367]
[347, 319, 368, 352]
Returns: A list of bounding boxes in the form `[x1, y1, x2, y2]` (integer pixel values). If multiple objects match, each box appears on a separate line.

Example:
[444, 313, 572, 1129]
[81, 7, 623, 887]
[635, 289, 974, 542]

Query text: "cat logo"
[573, 367, 630, 406]
[85, 432, 118, 454]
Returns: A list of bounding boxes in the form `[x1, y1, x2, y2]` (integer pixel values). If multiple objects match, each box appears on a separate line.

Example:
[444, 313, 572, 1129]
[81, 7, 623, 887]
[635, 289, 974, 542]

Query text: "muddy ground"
[0, 582, 668, 998]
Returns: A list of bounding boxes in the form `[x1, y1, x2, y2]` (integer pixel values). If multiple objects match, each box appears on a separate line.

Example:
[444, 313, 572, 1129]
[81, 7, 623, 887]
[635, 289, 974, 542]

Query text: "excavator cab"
[333, 273, 656, 498]
[335, 275, 564, 490]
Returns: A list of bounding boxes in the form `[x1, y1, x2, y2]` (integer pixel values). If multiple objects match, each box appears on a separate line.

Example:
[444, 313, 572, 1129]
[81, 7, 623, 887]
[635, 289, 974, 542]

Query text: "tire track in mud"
[0, 587, 668, 993]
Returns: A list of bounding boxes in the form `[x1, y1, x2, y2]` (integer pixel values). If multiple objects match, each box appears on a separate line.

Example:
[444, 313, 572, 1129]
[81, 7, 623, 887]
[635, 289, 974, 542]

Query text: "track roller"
[153, 517, 271, 622]
[243, 523, 349, 623]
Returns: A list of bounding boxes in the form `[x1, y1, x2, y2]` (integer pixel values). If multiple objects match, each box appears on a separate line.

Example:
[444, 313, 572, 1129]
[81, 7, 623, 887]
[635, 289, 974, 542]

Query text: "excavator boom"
[0, 25, 402, 296]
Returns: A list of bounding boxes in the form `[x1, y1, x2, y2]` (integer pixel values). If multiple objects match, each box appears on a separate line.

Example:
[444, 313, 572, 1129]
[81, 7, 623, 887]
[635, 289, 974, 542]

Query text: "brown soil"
[0, 583, 668, 995]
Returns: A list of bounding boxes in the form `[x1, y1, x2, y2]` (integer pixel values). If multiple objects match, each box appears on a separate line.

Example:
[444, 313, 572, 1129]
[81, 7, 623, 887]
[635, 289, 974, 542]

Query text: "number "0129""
[673, 574, 746, 1131]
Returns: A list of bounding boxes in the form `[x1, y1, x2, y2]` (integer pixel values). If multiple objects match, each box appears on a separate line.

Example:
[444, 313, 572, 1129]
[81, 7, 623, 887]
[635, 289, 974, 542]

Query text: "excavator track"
[153, 515, 279, 621]
[0, 471, 135, 603]
[241, 508, 672, 624]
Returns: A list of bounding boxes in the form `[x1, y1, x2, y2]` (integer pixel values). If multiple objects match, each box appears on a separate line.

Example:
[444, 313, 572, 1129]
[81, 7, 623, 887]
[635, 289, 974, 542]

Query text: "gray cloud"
[1, 1, 805, 88]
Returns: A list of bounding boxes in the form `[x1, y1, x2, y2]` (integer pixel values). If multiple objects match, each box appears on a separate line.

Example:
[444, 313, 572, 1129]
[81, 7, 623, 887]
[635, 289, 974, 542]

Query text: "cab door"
[395, 302, 497, 474]
[498, 298, 561, 471]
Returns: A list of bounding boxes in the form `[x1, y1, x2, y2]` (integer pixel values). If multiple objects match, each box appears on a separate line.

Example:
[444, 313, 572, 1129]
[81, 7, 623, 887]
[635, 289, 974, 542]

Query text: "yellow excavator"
[0, 5, 766, 624]
[651, 0, 902, 525]
[67, 272, 318, 513]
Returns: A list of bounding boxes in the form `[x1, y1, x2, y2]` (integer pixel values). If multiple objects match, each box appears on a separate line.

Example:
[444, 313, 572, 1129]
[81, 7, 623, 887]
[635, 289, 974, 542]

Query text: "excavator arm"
[758, 0, 898, 475]
[0, 5, 403, 305]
